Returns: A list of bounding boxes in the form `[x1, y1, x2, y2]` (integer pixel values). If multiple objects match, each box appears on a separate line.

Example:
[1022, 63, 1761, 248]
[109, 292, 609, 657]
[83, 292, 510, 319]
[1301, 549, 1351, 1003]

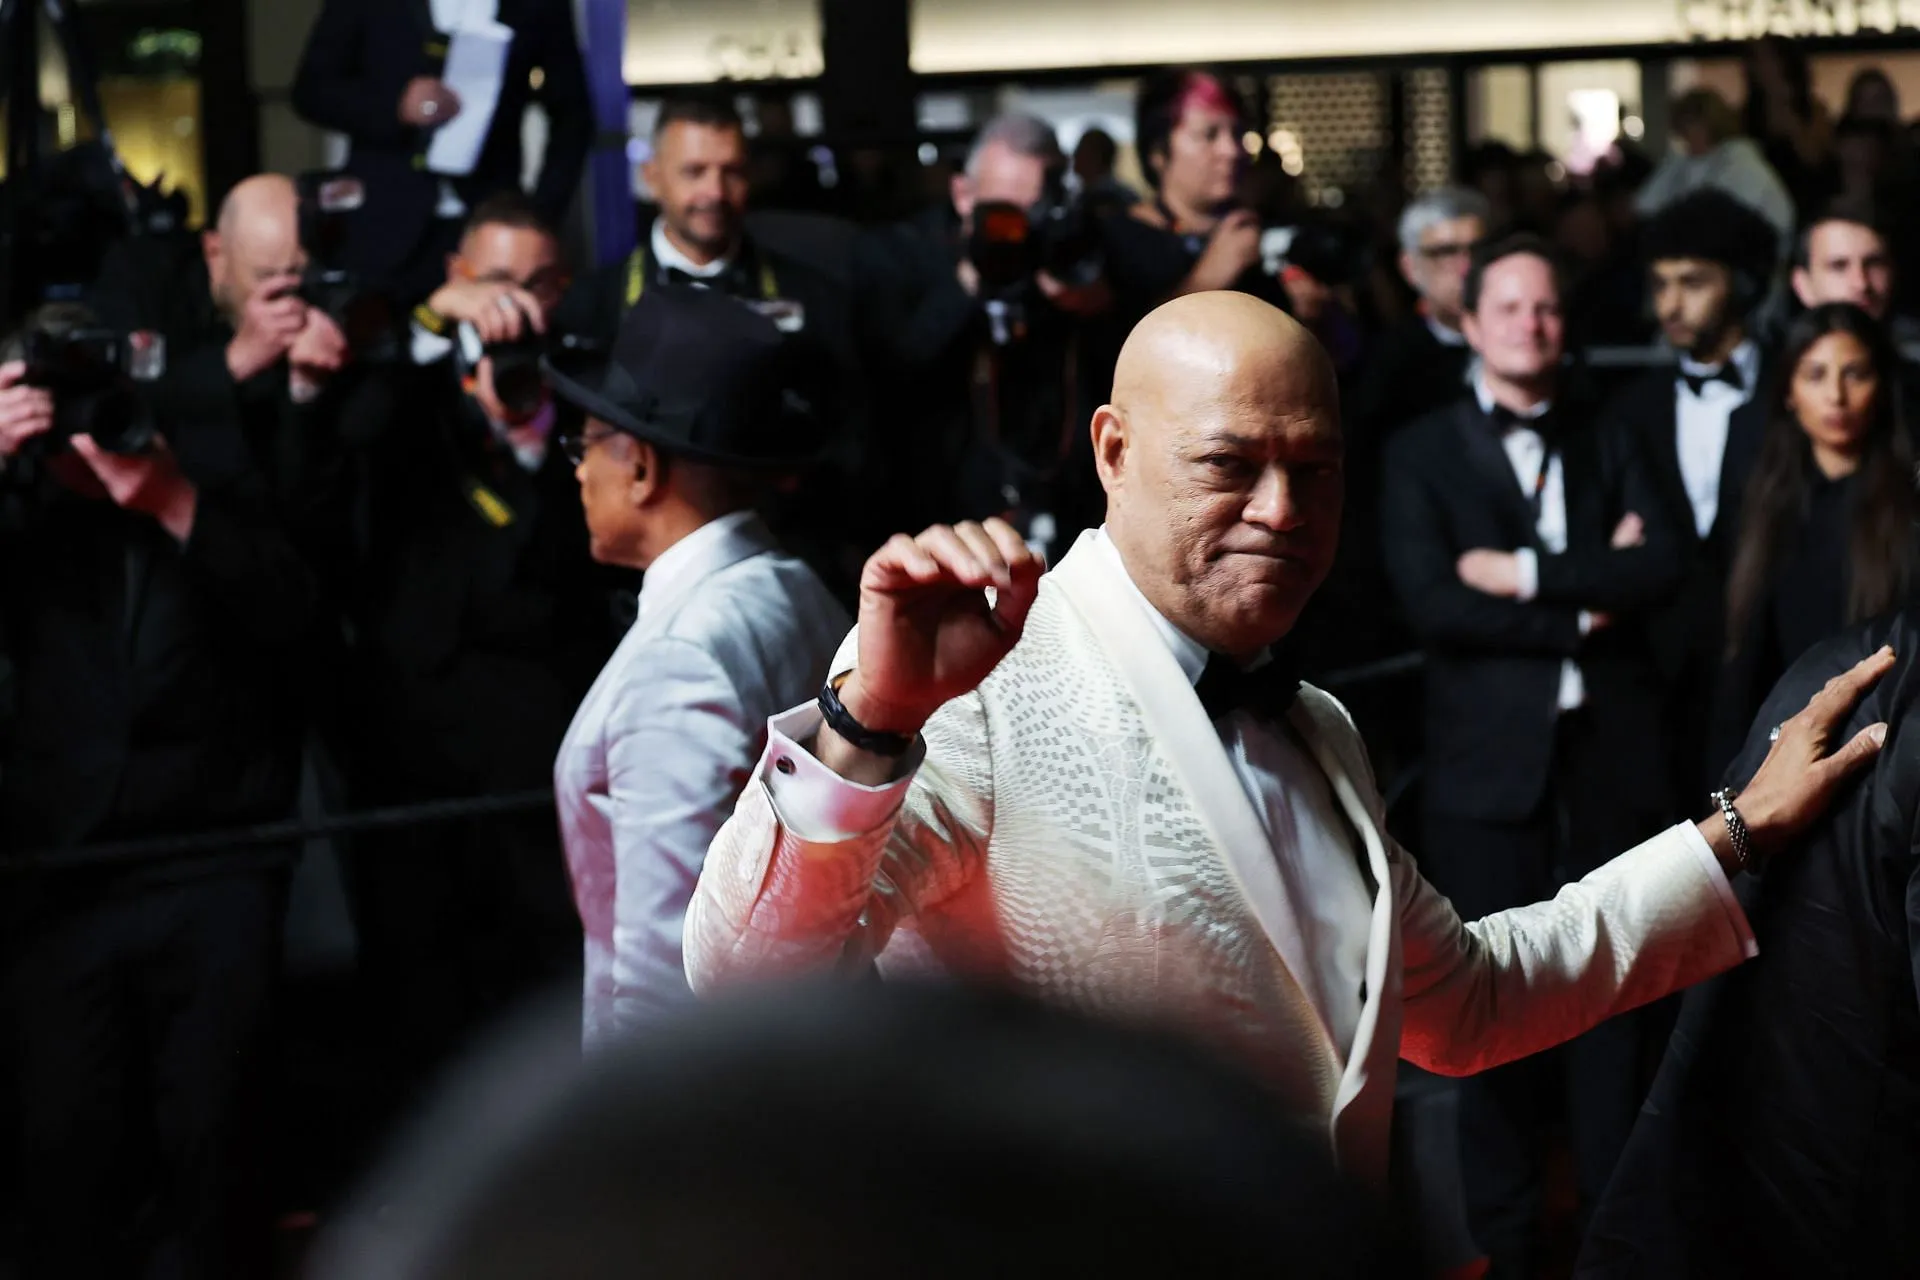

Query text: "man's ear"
[1790, 266, 1815, 310]
[1090, 403, 1128, 495]
[201, 229, 223, 280]
[1460, 310, 1484, 355]
[627, 438, 662, 504]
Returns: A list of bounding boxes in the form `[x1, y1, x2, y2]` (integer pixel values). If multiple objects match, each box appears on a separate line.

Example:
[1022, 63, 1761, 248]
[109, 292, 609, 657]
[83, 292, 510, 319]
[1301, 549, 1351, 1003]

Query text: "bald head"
[205, 174, 306, 321]
[1092, 291, 1344, 658]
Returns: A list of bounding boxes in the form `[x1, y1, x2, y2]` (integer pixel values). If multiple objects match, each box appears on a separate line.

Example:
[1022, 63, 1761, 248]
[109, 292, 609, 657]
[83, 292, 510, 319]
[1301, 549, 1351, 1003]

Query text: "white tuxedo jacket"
[684, 534, 1752, 1181]
[557, 514, 847, 1046]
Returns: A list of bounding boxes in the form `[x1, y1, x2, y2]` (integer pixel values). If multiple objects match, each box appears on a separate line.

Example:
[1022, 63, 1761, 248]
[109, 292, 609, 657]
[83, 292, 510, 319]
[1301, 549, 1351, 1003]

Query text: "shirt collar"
[1089, 527, 1276, 685]
[638, 509, 760, 623]
[1424, 313, 1468, 348]
[1473, 370, 1551, 422]
[1678, 336, 1760, 387]
[651, 217, 735, 280]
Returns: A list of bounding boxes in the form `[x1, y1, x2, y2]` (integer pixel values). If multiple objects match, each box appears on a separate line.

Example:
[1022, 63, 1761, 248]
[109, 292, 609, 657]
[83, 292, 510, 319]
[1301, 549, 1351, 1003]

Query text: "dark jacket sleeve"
[291, 0, 414, 147]
[1381, 431, 1585, 656]
[527, 0, 592, 219]
[1536, 419, 1686, 611]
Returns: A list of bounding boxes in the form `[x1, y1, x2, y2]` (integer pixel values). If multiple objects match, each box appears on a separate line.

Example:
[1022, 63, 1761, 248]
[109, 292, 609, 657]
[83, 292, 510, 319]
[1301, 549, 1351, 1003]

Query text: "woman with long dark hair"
[1712, 302, 1919, 775]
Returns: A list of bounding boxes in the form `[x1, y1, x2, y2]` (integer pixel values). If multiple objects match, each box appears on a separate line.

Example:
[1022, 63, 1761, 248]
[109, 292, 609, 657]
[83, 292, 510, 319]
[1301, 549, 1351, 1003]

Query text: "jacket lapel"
[1452, 403, 1537, 545]
[1048, 534, 1334, 1054]
[1283, 700, 1398, 1123]
[1712, 395, 1768, 549]
[1638, 382, 1695, 543]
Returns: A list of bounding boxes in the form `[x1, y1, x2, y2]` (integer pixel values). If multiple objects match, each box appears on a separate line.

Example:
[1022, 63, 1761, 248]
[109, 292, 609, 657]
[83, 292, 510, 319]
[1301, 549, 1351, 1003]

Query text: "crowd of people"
[3, 1, 1920, 1274]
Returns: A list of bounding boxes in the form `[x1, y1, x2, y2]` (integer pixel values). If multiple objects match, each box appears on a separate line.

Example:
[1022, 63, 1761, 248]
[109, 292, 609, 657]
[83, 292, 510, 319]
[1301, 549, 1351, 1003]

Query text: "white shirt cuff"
[1672, 820, 1759, 960]
[1512, 548, 1538, 601]
[1577, 610, 1595, 636]
[410, 321, 456, 367]
[758, 703, 922, 843]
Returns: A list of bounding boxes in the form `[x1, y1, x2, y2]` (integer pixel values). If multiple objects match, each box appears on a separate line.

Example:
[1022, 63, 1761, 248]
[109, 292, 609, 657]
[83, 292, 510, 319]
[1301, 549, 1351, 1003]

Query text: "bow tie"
[661, 263, 746, 293]
[1194, 652, 1301, 722]
[1680, 362, 1744, 397]
[1488, 402, 1551, 434]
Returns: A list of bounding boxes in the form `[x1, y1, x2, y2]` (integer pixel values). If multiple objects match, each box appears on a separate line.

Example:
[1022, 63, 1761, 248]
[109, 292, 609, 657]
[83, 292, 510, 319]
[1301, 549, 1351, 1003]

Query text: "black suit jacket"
[1604, 366, 1769, 686]
[1382, 394, 1683, 823]
[0, 416, 320, 856]
[343, 358, 621, 793]
[1578, 611, 1920, 1280]
[291, 0, 591, 277]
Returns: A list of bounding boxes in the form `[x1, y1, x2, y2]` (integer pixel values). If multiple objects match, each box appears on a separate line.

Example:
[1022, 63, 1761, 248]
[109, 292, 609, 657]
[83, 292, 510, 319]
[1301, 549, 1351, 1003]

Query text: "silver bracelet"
[1709, 787, 1754, 874]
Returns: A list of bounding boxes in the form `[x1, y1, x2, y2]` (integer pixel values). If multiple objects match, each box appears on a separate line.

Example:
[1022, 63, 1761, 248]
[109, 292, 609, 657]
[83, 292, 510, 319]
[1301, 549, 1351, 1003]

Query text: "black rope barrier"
[2, 652, 1427, 876]
[3, 788, 556, 874]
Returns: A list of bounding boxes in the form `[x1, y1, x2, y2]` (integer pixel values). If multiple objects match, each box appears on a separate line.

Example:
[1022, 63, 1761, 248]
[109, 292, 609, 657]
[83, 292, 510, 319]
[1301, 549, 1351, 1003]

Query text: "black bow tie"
[661, 263, 747, 294]
[1194, 652, 1301, 722]
[1680, 362, 1744, 397]
[1488, 403, 1551, 434]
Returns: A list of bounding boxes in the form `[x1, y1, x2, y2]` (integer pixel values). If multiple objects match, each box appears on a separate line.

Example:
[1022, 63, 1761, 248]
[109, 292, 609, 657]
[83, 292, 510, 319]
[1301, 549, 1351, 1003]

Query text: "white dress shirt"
[1424, 313, 1468, 348]
[1674, 339, 1761, 539]
[762, 529, 1378, 1057]
[651, 217, 735, 281]
[1476, 376, 1587, 712]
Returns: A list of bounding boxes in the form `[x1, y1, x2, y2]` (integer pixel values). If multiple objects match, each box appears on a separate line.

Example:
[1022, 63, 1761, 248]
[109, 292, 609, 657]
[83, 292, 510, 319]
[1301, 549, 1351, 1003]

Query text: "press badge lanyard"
[623, 245, 779, 307]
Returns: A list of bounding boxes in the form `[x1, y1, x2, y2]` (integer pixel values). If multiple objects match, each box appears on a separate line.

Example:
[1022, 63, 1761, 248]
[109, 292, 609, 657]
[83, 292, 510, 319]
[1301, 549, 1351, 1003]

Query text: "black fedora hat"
[545, 284, 822, 471]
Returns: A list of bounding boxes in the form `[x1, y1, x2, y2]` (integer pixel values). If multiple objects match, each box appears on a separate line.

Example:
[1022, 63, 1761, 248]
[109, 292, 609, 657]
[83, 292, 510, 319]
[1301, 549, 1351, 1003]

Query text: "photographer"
[1103, 69, 1292, 321]
[341, 192, 622, 1107]
[0, 302, 322, 1278]
[860, 113, 1112, 551]
[88, 174, 359, 582]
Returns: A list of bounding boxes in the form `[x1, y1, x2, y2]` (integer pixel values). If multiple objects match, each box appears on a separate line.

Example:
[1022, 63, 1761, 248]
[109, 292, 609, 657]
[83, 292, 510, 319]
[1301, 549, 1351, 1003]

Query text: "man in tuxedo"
[1580, 614, 1920, 1280]
[1382, 233, 1689, 1274]
[679, 288, 1888, 1204]
[291, 0, 591, 308]
[337, 193, 622, 1109]
[1605, 189, 1779, 813]
[552, 94, 872, 597]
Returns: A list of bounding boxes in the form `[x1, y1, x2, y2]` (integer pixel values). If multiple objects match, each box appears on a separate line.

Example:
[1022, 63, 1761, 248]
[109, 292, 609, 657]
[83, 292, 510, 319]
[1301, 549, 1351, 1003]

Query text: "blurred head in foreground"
[312, 981, 1403, 1279]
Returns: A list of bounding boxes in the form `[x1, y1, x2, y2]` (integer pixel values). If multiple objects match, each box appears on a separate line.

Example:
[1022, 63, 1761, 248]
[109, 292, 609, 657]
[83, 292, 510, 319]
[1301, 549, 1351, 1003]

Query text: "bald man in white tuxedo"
[684, 291, 1891, 1183]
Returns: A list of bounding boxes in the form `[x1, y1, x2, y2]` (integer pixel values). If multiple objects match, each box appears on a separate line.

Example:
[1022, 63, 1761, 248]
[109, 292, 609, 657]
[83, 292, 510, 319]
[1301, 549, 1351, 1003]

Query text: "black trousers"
[1420, 710, 1659, 1280]
[343, 804, 582, 1113]
[4, 871, 286, 1280]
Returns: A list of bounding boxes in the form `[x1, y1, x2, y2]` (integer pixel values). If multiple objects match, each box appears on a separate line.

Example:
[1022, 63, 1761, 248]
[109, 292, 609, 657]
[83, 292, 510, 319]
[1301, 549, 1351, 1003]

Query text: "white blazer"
[684, 533, 1752, 1181]
[556, 513, 848, 1047]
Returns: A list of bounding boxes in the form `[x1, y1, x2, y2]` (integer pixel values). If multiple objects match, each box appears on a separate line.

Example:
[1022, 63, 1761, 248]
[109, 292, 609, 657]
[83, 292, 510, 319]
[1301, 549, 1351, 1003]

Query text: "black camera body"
[485, 332, 605, 421]
[295, 171, 397, 361]
[21, 326, 158, 454]
[967, 190, 1104, 300]
[965, 184, 1103, 348]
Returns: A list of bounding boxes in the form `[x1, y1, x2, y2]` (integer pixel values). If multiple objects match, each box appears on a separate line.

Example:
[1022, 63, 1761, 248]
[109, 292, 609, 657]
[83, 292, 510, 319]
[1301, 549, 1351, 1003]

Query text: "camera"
[20, 325, 161, 454]
[966, 179, 1104, 345]
[295, 171, 397, 361]
[487, 332, 605, 421]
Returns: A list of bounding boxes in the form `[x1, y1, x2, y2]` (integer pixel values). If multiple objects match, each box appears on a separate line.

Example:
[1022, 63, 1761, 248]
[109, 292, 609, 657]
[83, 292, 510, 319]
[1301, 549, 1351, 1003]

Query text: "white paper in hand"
[426, 20, 515, 177]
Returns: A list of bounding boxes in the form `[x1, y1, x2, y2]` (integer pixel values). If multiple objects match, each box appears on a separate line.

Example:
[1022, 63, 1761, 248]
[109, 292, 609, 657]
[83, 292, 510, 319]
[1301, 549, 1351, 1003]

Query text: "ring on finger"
[1769, 723, 1783, 743]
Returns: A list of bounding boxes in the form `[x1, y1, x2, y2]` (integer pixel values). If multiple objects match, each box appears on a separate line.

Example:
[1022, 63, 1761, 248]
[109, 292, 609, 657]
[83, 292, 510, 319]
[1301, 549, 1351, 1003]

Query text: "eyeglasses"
[560, 425, 618, 467]
[1418, 241, 1478, 262]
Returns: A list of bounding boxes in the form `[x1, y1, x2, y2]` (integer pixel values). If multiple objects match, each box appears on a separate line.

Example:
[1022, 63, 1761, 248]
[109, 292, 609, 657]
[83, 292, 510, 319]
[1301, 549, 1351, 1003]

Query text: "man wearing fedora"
[550, 285, 850, 1046]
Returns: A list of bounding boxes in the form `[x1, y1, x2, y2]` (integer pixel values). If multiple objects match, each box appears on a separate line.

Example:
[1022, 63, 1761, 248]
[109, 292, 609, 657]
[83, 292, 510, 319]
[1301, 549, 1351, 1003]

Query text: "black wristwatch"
[817, 676, 914, 758]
